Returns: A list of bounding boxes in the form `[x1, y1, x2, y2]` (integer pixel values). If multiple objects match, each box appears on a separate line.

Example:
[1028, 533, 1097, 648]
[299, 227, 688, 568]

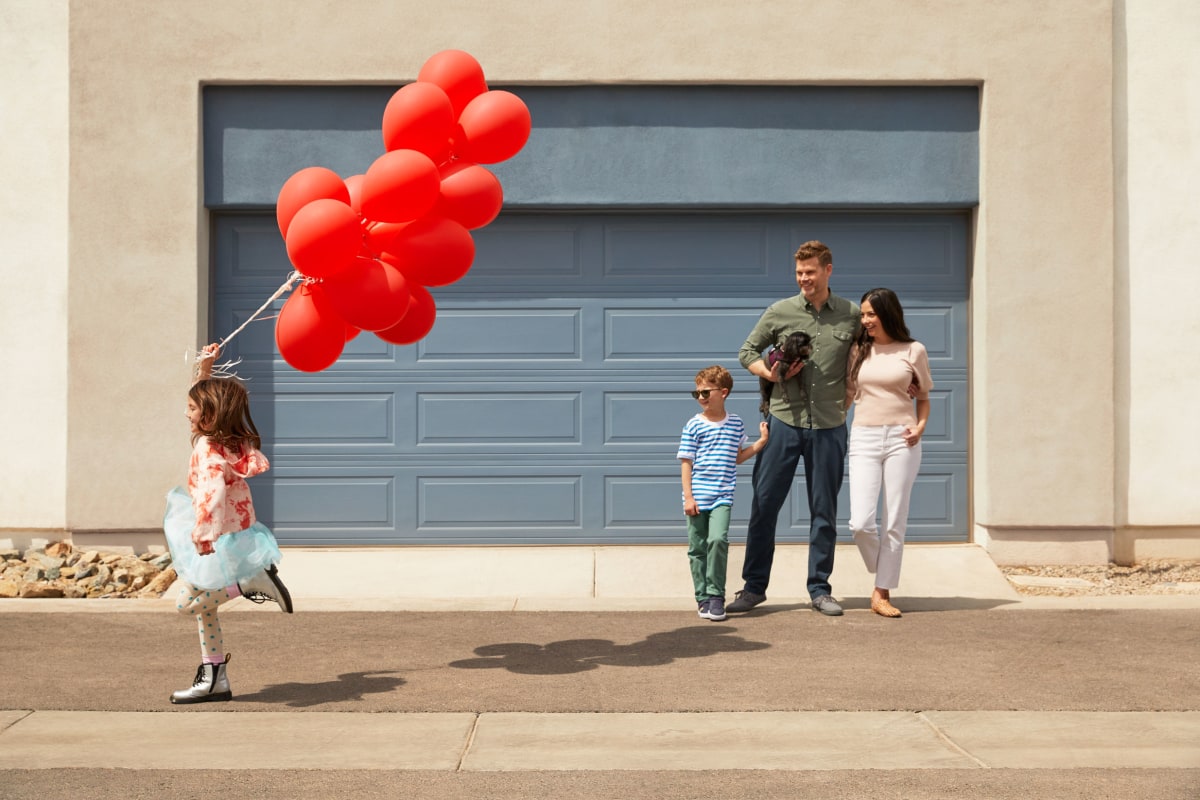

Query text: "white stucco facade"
[0, 0, 1196, 563]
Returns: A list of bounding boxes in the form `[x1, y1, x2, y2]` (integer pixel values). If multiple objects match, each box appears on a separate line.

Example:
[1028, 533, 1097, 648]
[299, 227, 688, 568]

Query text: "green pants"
[687, 504, 731, 602]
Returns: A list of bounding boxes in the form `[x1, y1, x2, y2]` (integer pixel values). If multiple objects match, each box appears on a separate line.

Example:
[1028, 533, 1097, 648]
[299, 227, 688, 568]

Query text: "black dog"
[759, 331, 813, 418]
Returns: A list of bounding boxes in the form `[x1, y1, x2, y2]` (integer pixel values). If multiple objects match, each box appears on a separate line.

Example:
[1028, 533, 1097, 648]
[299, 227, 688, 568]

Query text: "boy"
[677, 365, 769, 621]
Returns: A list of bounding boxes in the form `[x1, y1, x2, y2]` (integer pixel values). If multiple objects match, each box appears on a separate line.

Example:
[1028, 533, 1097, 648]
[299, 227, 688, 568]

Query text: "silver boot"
[170, 654, 232, 704]
[238, 564, 294, 613]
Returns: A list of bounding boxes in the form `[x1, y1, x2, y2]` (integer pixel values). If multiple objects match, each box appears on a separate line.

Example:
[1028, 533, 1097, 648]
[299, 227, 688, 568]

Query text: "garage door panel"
[604, 306, 766, 360]
[418, 391, 581, 445]
[263, 474, 395, 528]
[603, 221, 771, 278]
[419, 476, 582, 528]
[796, 219, 968, 293]
[426, 308, 582, 360]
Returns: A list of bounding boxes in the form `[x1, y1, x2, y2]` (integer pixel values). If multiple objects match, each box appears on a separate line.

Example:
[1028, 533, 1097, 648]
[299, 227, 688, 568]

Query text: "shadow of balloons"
[448, 625, 770, 676]
[232, 670, 406, 708]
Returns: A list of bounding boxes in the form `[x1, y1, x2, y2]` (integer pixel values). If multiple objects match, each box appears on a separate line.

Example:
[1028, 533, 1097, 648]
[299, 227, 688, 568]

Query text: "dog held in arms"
[759, 331, 814, 419]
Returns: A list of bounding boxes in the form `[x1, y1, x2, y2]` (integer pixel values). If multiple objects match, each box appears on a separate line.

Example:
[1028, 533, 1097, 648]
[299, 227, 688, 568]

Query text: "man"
[727, 240, 860, 616]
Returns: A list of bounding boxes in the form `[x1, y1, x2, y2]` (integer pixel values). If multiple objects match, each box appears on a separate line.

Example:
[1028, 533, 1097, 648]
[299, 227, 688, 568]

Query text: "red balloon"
[436, 162, 504, 229]
[276, 167, 350, 238]
[320, 256, 412, 332]
[383, 215, 475, 287]
[375, 284, 437, 345]
[284, 198, 362, 279]
[344, 174, 365, 214]
[363, 220, 410, 256]
[382, 82, 455, 163]
[345, 324, 362, 342]
[275, 283, 346, 372]
[360, 149, 440, 223]
[417, 50, 487, 117]
[457, 90, 531, 164]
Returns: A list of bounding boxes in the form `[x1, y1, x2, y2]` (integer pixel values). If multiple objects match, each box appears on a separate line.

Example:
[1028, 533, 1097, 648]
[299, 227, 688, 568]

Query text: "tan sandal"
[871, 597, 902, 618]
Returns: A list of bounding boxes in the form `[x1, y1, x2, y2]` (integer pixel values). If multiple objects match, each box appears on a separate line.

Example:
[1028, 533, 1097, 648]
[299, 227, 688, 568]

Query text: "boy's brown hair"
[188, 378, 262, 450]
[695, 365, 733, 391]
[793, 240, 833, 266]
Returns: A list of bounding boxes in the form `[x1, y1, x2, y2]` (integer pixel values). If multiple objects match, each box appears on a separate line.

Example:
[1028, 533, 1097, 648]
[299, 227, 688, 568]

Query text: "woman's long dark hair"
[850, 287, 914, 383]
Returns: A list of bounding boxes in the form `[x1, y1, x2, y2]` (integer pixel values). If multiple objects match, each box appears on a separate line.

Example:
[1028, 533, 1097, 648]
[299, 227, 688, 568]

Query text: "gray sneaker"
[704, 596, 727, 621]
[697, 599, 710, 619]
[811, 594, 844, 616]
[726, 589, 766, 613]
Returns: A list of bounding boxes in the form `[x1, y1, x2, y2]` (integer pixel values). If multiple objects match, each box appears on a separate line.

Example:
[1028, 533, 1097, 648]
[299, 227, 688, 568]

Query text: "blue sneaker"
[697, 599, 710, 619]
[704, 596, 727, 621]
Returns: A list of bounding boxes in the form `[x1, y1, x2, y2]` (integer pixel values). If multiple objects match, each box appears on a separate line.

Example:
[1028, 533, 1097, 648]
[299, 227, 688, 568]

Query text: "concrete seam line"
[0, 710, 35, 736]
[916, 711, 990, 768]
[456, 713, 481, 772]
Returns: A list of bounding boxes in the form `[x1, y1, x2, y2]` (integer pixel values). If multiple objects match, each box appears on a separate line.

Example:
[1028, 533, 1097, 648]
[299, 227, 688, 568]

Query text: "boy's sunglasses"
[691, 389, 715, 399]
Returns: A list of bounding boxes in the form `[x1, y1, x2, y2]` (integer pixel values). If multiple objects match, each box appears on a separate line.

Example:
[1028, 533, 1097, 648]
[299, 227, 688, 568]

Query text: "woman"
[845, 288, 933, 618]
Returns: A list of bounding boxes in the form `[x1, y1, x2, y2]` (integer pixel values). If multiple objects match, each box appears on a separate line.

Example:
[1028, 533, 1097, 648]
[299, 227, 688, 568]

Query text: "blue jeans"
[741, 416, 848, 599]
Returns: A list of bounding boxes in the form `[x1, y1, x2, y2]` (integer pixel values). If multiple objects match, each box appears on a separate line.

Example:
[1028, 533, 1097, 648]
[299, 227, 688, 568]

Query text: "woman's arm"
[904, 396, 930, 447]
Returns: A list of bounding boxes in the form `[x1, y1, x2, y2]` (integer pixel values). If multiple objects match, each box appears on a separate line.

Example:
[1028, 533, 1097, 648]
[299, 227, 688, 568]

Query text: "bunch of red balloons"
[273, 50, 531, 372]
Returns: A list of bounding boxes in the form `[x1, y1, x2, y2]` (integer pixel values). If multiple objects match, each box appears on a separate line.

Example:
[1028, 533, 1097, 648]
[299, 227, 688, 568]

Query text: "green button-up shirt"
[738, 291, 861, 429]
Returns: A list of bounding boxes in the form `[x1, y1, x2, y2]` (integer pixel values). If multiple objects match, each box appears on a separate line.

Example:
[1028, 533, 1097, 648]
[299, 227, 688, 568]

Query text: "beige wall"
[8, 0, 1195, 562]
[0, 1, 69, 535]
[1114, 0, 1200, 561]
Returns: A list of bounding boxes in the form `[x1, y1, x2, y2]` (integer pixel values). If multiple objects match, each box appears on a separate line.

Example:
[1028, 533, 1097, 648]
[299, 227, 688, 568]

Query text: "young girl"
[845, 289, 933, 618]
[164, 343, 293, 704]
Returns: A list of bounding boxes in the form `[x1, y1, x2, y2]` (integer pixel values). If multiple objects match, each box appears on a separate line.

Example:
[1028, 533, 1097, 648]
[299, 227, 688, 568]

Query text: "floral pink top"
[187, 436, 270, 553]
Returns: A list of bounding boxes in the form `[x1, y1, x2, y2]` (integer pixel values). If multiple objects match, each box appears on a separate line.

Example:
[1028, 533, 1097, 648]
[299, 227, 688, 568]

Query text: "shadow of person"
[448, 625, 770, 676]
[233, 670, 405, 708]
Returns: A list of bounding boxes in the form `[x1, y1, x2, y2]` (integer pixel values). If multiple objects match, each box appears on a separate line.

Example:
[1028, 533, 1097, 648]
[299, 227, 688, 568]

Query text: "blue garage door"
[212, 209, 968, 545]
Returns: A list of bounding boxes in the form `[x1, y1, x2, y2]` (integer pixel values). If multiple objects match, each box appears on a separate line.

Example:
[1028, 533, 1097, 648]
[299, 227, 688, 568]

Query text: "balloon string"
[216, 271, 304, 350]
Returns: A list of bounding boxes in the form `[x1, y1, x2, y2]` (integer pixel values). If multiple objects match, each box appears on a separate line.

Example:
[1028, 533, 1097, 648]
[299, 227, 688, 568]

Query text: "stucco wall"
[1115, 0, 1200, 559]
[0, 1, 69, 534]
[15, 0, 1188, 562]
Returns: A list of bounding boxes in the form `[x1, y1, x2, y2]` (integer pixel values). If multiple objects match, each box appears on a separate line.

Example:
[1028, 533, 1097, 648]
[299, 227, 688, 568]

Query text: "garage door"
[212, 209, 968, 545]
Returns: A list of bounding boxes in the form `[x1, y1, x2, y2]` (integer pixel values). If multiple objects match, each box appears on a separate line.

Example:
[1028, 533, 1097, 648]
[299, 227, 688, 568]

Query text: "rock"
[74, 564, 96, 581]
[45, 541, 72, 559]
[27, 552, 65, 571]
[141, 567, 178, 596]
[78, 551, 101, 566]
[19, 582, 65, 598]
[0, 549, 21, 561]
[0, 579, 19, 598]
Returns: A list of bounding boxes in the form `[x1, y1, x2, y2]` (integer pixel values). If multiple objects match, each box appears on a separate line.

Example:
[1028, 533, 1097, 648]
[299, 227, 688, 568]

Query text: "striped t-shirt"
[677, 413, 748, 510]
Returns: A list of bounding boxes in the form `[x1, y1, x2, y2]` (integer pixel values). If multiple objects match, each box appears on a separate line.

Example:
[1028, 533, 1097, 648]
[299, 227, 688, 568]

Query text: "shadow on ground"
[449, 625, 770, 675]
[232, 671, 406, 708]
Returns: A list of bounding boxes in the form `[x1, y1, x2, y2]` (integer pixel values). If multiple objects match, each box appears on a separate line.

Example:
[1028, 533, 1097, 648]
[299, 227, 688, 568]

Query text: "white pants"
[848, 424, 922, 590]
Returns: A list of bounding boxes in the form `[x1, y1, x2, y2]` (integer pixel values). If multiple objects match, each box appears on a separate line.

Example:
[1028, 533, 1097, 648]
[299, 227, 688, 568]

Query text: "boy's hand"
[683, 498, 699, 516]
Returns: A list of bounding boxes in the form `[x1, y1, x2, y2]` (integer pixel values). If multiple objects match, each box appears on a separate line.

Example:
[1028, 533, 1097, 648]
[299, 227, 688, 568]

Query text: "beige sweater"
[846, 340, 933, 427]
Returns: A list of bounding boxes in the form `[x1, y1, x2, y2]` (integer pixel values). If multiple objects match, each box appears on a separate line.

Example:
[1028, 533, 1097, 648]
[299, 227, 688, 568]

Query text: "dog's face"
[767, 332, 813, 368]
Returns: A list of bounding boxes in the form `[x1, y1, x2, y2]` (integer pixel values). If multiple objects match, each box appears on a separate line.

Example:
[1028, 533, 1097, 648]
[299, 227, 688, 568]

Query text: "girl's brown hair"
[189, 378, 262, 450]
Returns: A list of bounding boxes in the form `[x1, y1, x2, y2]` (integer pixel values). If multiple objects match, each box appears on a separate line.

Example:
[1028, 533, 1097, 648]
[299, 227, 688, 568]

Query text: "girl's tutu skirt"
[163, 487, 282, 590]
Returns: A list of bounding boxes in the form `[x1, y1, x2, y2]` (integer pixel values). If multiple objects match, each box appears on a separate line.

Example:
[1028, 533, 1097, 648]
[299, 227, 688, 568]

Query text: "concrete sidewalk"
[7, 543, 1200, 613]
[3, 709, 1198, 771]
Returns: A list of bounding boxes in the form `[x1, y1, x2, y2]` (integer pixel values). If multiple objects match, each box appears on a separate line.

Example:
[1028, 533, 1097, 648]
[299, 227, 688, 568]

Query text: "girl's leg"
[874, 429, 923, 591]
[176, 582, 234, 662]
[848, 426, 885, 574]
